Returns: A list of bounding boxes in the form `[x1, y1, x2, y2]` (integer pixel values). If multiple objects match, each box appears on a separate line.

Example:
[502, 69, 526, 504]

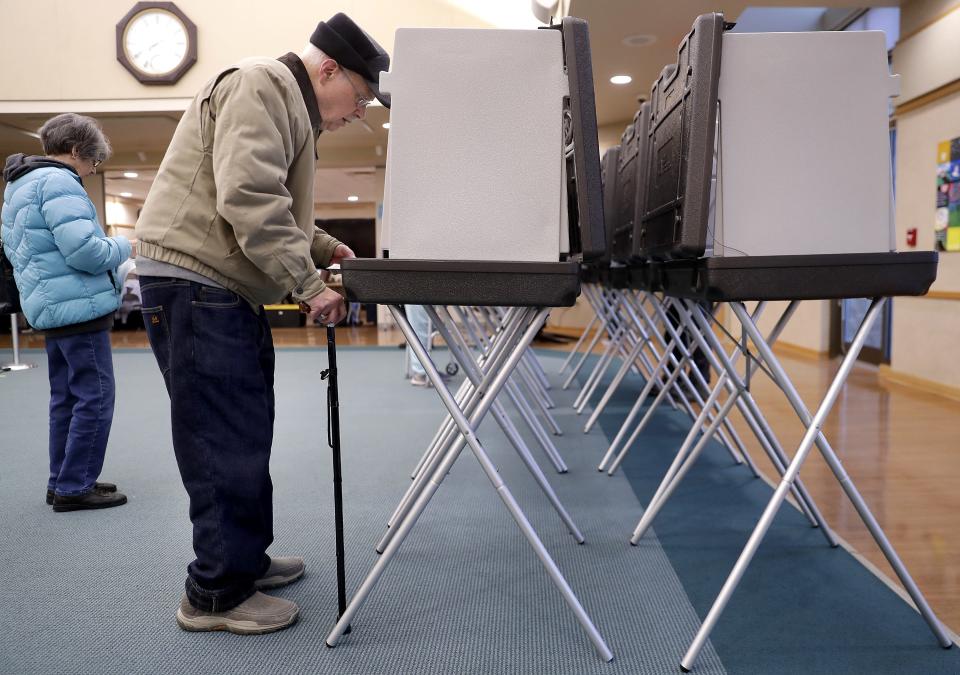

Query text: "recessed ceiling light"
[382, 122, 390, 129]
[347, 195, 359, 202]
[119, 191, 133, 198]
[610, 75, 632, 85]
[622, 34, 657, 48]
[123, 171, 139, 179]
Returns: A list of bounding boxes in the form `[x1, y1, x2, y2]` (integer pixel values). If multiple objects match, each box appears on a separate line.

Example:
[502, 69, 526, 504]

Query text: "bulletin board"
[936, 136, 960, 252]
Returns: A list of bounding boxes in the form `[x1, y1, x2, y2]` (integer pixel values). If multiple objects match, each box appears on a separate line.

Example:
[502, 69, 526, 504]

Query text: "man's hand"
[330, 244, 356, 265]
[303, 287, 346, 325]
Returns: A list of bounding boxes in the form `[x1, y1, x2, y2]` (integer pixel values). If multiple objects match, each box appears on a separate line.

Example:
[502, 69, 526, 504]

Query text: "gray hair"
[300, 43, 330, 71]
[38, 113, 112, 164]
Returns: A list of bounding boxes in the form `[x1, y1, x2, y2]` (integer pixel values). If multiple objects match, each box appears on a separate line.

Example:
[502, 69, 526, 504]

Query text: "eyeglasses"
[342, 70, 373, 110]
[92, 157, 104, 168]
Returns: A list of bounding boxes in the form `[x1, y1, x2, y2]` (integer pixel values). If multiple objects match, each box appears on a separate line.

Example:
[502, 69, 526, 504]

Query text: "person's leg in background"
[692, 301, 713, 393]
[140, 277, 300, 634]
[346, 301, 361, 326]
[45, 338, 74, 499]
[405, 304, 431, 386]
[47, 329, 127, 511]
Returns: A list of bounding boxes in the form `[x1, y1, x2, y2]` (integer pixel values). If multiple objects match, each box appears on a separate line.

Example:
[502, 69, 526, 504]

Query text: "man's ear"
[319, 58, 340, 82]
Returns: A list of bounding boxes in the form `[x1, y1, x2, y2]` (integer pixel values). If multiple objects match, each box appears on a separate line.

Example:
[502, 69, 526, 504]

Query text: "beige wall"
[900, 0, 960, 35]
[720, 299, 831, 355]
[84, 174, 106, 227]
[0, 0, 490, 108]
[894, 1, 960, 102]
[106, 198, 139, 228]
[887, 0, 960, 389]
[598, 120, 629, 154]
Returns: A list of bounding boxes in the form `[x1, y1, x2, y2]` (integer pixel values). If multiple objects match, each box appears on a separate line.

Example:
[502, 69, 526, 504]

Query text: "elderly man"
[135, 13, 389, 634]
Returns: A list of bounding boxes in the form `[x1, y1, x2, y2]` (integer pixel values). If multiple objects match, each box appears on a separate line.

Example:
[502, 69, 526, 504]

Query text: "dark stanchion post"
[322, 324, 349, 633]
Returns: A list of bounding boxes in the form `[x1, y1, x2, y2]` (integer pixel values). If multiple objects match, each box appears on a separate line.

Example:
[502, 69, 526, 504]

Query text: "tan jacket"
[136, 57, 341, 306]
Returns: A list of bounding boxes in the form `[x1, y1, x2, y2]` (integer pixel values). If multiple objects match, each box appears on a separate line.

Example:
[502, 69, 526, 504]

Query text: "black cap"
[310, 13, 391, 108]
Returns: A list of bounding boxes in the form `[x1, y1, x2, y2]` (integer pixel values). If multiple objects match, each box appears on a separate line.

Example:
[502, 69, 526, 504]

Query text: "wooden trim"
[922, 290, 960, 301]
[897, 1, 960, 44]
[879, 364, 960, 402]
[0, 98, 193, 114]
[772, 341, 828, 362]
[894, 77, 960, 117]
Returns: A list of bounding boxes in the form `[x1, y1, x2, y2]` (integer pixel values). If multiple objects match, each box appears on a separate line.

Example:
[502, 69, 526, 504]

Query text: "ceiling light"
[347, 195, 359, 202]
[622, 34, 657, 48]
[610, 75, 632, 85]
[382, 122, 390, 129]
[119, 192, 133, 198]
[123, 171, 139, 179]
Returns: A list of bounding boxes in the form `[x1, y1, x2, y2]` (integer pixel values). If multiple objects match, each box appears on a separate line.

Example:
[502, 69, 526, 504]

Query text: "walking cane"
[321, 323, 350, 633]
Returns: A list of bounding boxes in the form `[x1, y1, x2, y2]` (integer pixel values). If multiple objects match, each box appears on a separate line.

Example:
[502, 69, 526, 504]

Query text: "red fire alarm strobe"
[906, 228, 917, 247]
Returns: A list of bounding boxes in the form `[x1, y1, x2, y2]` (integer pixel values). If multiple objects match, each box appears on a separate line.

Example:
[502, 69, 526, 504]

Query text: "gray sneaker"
[176, 592, 299, 635]
[255, 556, 305, 590]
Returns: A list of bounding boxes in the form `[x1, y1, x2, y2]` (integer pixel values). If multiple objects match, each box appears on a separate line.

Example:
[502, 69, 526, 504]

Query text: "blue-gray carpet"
[595, 358, 960, 675]
[1, 347, 723, 675]
[0, 345, 956, 674]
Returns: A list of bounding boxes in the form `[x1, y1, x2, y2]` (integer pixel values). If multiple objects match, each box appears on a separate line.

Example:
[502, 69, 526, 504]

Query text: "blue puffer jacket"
[1, 154, 131, 330]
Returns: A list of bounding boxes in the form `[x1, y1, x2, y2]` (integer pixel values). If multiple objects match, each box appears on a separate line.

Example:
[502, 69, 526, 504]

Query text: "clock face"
[123, 9, 188, 76]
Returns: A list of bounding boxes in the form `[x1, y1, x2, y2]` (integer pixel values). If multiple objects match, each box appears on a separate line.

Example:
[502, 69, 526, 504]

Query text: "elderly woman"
[1, 113, 130, 512]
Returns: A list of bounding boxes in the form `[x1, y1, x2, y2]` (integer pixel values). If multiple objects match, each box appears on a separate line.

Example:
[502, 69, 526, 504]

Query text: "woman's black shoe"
[52, 489, 127, 512]
[46, 481, 117, 505]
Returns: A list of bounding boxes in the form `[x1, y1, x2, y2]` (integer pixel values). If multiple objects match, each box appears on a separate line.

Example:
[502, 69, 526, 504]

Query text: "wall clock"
[116, 2, 197, 84]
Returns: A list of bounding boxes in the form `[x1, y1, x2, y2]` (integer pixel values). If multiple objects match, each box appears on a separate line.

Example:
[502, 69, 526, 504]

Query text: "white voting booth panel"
[380, 28, 568, 262]
[712, 30, 899, 258]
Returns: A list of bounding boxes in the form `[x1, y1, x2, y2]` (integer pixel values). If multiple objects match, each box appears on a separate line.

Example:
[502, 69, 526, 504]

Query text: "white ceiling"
[569, 0, 897, 127]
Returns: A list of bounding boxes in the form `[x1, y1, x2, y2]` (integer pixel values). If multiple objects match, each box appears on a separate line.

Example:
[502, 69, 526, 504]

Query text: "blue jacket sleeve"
[40, 172, 131, 275]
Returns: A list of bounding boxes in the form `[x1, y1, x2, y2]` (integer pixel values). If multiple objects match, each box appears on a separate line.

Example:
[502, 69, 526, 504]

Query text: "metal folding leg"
[388, 307, 529, 533]
[559, 311, 598, 373]
[562, 284, 616, 390]
[427, 305, 582, 541]
[581, 290, 658, 433]
[573, 286, 670, 412]
[476, 307, 562, 434]
[325, 305, 613, 662]
[629, 300, 836, 544]
[576, 288, 677, 417]
[598, 294, 749, 475]
[573, 315, 629, 412]
[385, 306, 538, 537]
[644, 296, 754, 467]
[615, 294, 750, 467]
[680, 299, 953, 670]
[447, 306, 568, 472]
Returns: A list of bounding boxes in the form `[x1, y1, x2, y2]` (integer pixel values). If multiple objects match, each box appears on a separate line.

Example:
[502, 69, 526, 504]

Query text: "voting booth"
[621, 14, 950, 671]
[332, 19, 613, 662]
[559, 13, 949, 672]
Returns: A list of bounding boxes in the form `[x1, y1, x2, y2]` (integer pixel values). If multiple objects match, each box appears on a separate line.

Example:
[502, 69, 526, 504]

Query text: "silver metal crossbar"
[325, 305, 613, 662]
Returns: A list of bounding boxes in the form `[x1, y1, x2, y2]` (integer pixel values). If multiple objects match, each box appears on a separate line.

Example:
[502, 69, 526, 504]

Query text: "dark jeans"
[46, 328, 115, 496]
[140, 277, 275, 612]
[666, 301, 712, 394]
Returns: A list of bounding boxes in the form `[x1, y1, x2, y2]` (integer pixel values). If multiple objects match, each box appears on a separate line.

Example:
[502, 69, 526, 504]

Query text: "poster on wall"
[935, 136, 960, 252]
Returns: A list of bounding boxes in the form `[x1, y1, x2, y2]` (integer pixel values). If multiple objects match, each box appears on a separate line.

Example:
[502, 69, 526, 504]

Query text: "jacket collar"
[3, 153, 80, 183]
[277, 53, 321, 137]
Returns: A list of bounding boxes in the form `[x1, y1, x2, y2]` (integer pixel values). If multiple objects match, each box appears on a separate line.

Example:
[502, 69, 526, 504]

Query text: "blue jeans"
[140, 277, 274, 612]
[46, 329, 115, 496]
